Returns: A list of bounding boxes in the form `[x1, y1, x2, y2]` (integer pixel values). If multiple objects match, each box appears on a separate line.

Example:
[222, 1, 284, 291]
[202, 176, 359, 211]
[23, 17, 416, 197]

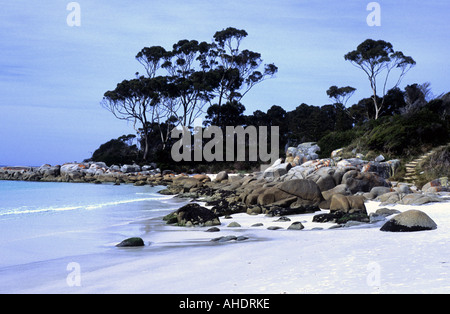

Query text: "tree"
[326, 85, 356, 107]
[401, 83, 430, 115]
[209, 27, 278, 126]
[102, 76, 168, 160]
[204, 100, 246, 129]
[137, 40, 216, 129]
[91, 136, 139, 166]
[344, 39, 416, 120]
[103, 27, 277, 163]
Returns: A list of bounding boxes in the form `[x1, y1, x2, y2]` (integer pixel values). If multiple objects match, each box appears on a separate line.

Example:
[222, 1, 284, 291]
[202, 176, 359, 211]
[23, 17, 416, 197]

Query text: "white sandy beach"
[6, 197, 449, 294]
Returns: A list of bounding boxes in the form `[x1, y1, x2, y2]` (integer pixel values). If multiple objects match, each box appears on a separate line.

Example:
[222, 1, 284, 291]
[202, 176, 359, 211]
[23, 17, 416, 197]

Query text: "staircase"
[404, 144, 449, 183]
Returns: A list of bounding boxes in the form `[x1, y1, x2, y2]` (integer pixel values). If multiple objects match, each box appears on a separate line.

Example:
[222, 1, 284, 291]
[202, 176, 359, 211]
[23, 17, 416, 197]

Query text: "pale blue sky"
[1, 0, 449, 166]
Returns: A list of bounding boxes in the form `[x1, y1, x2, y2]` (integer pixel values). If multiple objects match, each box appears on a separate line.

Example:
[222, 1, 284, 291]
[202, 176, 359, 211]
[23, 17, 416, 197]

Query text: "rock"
[227, 222, 241, 228]
[287, 221, 305, 230]
[274, 216, 291, 222]
[341, 170, 389, 194]
[329, 194, 349, 212]
[296, 142, 320, 161]
[251, 223, 264, 227]
[211, 235, 237, 242]
[375, 154, 385, 162]
[365, 160, 401, 179]
[422, 177, 449, 193]
[211, 235, 248, 242]
[247, 206, 262, 215]
[182, 178, 202, 191]
[120, 164, 141, 173]
[266, 203, 319, 216]
[116, 237, 145, 247]
[192, 174, 211, 182]
[375, 208, 401, 217]
[314, 204, 369, 224]
[342, 220, 367, 228]
[380, 210, 437, 232]
[173, 203, 220, 227]
[277, 179, 322, 203]
[110, 165, 121, 171]
[205, 227, 220, 232]
[267, 226, 283, 230]
[313, 212, 342, 223]
[307, 168, 336, 192]
[400, 193, 444, 205]
[38, 164, 60, 177]
[331, 148, 344, 158]
[364, 186, 392, 200]
[369, 213, 386, 223]
[395, 183, 412, 194]
[329, 194, 366, 214]
[336, 212, 370, 224]
[321, 184, 351, 201]
[257, 187, 293, 206]
[263, 161, 292, 179]
[376, 191, 401, 205]
[60, 163, 87, 182]
[215, 171, 228, 182]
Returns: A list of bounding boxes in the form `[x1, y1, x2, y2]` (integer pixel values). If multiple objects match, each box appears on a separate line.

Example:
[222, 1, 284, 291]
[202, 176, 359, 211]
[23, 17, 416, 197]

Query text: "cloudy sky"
[1, 0, 449, 166]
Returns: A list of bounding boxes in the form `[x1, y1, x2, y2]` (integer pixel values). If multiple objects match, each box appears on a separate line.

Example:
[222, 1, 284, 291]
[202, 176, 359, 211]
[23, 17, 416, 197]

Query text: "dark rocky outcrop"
[165, 203, 221, 227]
[116, 237, 145, 247]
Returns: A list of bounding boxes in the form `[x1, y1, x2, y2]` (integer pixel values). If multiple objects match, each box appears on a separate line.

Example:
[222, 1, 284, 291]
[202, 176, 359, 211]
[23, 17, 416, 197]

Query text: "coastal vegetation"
[92, 27, 449, 181]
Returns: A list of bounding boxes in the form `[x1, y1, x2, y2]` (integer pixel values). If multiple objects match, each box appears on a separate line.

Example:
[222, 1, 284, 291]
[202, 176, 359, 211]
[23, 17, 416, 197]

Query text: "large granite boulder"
[277, 179, 322, 203]
[168, 203, 221, 227]
[380, 210, 437, 232]
[341, 170, 389, 194]
[329, 194, 367, 214]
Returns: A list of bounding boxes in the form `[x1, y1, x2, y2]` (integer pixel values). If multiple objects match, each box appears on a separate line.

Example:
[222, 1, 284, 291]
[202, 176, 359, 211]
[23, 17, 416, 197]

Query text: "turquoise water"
[0, 181, 180, 269]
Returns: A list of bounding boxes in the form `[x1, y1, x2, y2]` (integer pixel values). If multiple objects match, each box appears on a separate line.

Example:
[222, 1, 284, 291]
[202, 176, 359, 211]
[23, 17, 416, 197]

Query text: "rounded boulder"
[380, 210, 437, 232]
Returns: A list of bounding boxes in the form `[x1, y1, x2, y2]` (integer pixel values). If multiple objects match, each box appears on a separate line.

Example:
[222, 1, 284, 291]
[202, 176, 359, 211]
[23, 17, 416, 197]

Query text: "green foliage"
[365, 108, 449, 156]
[416, 145, 450, 187]
[317, 129, 361, 158]
[91, 136, 139, 166]
[344, 39, 416, 120]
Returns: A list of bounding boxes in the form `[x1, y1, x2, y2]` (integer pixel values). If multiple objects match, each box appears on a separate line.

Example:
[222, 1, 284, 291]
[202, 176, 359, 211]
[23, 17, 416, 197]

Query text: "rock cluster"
[2, 143, 446, 234]
[158, 145, 446, 232]
[0, 163, 168, 185]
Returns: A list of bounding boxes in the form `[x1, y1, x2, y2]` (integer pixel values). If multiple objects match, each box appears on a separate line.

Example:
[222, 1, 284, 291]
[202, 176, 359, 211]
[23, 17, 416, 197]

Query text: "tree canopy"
[345, 39, 416, 119]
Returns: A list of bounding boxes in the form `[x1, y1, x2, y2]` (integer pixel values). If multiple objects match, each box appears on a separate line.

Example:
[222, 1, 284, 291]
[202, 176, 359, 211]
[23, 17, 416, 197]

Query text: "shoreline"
[1, 158, 449, 293]
[3, 198, 448, 294]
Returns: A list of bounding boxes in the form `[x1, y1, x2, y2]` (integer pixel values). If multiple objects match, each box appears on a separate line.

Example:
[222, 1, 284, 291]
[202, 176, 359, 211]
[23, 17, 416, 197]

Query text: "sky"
[0, 0, 449, 166]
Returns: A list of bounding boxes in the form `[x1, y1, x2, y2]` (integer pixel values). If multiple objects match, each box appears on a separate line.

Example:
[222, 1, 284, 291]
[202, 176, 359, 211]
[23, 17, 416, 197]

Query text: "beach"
[2, 194, 448, 294]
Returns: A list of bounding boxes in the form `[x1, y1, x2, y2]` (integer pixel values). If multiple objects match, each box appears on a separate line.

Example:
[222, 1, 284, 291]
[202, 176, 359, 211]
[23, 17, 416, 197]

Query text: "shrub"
[318, 129, 360, 158]
[365, 109, 449, 156]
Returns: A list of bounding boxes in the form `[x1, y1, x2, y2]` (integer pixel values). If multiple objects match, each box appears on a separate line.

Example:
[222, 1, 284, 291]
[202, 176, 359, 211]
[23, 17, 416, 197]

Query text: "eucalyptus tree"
[102, 76, 171, 160]
[209, 27, 278, 125]
[345, 39, 415, 120]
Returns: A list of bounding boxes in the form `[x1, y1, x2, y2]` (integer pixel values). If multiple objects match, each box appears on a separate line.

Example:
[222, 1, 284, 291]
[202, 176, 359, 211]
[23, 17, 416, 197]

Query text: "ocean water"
[0, 180, 185, 292]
